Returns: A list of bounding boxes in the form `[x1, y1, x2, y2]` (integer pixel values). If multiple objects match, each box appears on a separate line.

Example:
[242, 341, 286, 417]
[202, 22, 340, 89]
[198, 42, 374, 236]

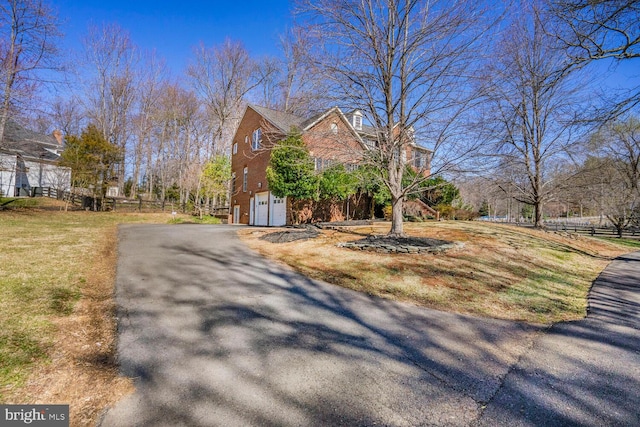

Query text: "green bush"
[436, 204, 456, 220]
[192, 215, 222, 224]
[383, 205, 392, 220]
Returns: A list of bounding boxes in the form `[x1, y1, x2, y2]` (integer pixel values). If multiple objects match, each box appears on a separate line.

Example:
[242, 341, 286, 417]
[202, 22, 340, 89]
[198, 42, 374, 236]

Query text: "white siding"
[0, 154, 16, 197]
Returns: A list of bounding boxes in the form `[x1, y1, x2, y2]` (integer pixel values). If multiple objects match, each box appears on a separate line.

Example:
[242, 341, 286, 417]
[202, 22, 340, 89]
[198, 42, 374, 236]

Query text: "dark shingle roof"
[249, 105, 306, 133]
[0, 119, 61, 161]
[248, 105, 431, 153]
[300, 110, 330, 129]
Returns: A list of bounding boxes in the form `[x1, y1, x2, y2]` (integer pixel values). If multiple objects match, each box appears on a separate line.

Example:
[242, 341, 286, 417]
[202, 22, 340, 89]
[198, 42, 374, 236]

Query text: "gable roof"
[301, 106, 368, 150]
[249, 105, 306, 133]
[244, 104, 432, 154]
[245, 104, 367, 149]
[299, 107, 339, 130]
[0, 120, 62, 162]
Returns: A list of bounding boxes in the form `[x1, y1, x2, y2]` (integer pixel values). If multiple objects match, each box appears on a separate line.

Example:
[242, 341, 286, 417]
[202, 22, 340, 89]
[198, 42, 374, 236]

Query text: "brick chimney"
[52, 129, 63, 145]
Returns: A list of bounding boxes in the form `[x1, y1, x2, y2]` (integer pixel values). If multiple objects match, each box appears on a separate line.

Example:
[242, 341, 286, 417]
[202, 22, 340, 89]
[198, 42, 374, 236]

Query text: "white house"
[0, 120, 71, 197]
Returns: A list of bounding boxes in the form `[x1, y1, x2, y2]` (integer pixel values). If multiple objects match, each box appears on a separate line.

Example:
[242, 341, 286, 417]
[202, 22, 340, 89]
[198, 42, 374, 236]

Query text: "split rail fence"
[37, 187, 229, 218]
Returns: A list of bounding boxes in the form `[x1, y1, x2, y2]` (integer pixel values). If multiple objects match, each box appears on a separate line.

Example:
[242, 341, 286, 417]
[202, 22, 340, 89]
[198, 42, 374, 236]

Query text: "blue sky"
[51, 1, 635, 94]
[54, 0, 294, 75]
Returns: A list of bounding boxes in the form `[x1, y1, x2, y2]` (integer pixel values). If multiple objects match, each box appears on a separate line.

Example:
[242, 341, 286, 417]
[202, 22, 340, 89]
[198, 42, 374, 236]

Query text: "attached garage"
[269, 196, 287, 226]
[254, 192, 269, 226]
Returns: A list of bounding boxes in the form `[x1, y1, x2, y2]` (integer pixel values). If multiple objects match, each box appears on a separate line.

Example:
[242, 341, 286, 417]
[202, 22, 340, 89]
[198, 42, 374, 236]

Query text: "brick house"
[230, 104, 431, 225]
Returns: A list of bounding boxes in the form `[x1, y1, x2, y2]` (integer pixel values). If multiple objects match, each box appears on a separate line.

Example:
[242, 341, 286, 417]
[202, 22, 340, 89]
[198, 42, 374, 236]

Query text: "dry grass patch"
[240, 221, 631, 323]
[0, 202, 181, 426]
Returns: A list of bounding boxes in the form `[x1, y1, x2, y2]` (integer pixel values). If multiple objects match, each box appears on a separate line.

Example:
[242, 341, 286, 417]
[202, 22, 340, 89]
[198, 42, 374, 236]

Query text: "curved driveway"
[99, 225, 640, 426]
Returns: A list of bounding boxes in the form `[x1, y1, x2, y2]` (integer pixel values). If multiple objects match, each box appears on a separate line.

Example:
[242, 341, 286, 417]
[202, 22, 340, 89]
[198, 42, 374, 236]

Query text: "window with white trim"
[414, 150, 423, 169]
[232, 143, 237, 155]
[346, 163, 359, 172]
[353, 114, 362, 130]
[242, 167, 248, 192]
[364, 138, 377, 150]
[331, 122, 338, 134]
[252, 128, 262, 151]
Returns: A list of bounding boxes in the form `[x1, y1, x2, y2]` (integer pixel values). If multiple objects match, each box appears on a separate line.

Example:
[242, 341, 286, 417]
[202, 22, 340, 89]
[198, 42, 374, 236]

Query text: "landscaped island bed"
[240, 221, 632, 324]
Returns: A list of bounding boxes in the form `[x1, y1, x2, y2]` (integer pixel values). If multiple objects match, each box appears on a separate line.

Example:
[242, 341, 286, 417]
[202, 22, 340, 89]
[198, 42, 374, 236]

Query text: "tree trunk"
[131, 154, 141, 199]
[390, 195, 405, 236]
[534, 201, 543, 228]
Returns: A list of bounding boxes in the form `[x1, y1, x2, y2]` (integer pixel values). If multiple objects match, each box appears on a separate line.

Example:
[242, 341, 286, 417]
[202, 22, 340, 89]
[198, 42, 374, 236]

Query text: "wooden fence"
[483, 218, 640, 240]
[545, 222, 640, 239]
[38, 187, 229, 218]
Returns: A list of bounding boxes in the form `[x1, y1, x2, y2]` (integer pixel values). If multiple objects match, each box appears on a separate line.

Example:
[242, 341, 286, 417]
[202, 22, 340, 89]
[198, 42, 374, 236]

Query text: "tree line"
[0, 0, 638, 233]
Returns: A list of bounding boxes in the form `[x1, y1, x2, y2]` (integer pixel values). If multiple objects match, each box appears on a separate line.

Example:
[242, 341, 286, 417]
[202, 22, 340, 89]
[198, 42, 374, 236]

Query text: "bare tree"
[253, 55, 281, 110]
[587, 117, 640, 233]
[249, 29, 331, 117]
[188, 39, 262, 156]
[298, 0, 493, 235]
[0, 0, 60, 145]
[481, 2, 587, 228]
[149, 81, 204, 208]
[550, 0, 639, 62]
[549, 0, 640, 113]
[50, 96, 84, 136]
[276, 27, 329, 116]
[595, 117, 640, 192]
[129, 52, 166, 199]
[81, 23, 139, 193]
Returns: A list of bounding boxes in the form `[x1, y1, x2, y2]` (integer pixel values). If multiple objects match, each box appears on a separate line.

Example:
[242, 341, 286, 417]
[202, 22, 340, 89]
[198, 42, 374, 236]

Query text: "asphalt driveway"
[99, 225, 640, 426]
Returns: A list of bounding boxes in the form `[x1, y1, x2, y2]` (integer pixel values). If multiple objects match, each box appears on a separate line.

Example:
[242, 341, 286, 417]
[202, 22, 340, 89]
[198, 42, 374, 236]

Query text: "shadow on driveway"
[477, 251, 640, 426]
[99, 225, 639, 426]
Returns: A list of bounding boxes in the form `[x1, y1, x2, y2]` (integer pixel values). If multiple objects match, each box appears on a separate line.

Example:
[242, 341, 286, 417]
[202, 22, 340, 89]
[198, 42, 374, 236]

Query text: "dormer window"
[353, 112, 363, 130]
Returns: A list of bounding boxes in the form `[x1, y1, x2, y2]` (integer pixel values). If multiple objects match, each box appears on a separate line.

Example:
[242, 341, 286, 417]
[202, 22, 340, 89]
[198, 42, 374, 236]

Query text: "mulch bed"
[259, 227, 320, 243]
[258, 226, 460, 254]
[339, 235, 460, 254]
[356, 235, 450, 247]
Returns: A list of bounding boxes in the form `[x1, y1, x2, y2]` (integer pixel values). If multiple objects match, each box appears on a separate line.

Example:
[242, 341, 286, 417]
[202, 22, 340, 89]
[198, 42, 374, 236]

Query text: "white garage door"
[269, 195, 287, 226]
[255, 192, 269, 226]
